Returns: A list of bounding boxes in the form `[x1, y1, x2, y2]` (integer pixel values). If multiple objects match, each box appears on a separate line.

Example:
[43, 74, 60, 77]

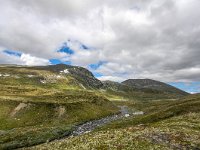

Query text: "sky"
[0, 0, 200, 93]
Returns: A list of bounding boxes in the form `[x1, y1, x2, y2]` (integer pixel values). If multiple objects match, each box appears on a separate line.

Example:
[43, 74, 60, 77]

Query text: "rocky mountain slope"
[33, 64, 103, 89]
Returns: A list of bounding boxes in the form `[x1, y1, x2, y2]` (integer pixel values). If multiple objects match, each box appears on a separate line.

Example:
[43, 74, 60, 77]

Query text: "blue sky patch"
[89, 61, 106, 70]
[92, 72, 103, 77]
[3, 50, 22, 57]
[169, 82, 200, 93]
[50, 59, 71, 65]
[58, 43, 74, 55]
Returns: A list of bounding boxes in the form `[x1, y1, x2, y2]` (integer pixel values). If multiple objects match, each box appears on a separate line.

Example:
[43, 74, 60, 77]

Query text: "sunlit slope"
[0, 64, 118, 149]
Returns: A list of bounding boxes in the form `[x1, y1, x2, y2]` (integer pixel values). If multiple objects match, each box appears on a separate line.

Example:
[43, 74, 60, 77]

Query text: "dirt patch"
[57, 106, 66, 117]
[10, 103, 30, 117]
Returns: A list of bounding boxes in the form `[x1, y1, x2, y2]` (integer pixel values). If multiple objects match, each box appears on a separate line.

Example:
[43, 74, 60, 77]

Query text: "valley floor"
[23, 97, 200, 150]
[28, 112, 200, 150]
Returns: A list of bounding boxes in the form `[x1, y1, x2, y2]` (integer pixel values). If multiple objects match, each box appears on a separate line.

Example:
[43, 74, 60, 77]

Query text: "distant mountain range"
[0, 64, 188, 99]
[33, 64, 189, 97]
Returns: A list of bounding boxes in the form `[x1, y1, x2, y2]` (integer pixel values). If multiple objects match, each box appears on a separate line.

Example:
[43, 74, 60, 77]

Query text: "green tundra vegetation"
[0, 65, 118, 149]
[26, 95, 200, 150]
[1, 64, 199, 150]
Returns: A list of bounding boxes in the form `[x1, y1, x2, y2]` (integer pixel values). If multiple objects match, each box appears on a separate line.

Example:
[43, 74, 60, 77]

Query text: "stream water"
[22, 106, 143, 149]
[71, 106, 132, 136]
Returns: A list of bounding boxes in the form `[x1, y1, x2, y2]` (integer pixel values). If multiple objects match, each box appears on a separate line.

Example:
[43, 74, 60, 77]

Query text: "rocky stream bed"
[70, 106, 143, 136]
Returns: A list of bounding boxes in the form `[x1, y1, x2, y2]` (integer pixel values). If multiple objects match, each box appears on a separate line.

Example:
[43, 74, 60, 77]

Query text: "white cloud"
[0, 51, 23, 65]
[0, 51, 50, 66]
[20, 54, 50, 66]
[97, 76, 126, 82]
[0, 0, 200, 82]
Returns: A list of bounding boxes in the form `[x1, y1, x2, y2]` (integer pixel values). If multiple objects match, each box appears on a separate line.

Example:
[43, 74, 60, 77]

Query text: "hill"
[122, 79, 188, 98]
[102, 79, 188, 101]
[33, 64, 103, 89]
[0, 64, 118, 149]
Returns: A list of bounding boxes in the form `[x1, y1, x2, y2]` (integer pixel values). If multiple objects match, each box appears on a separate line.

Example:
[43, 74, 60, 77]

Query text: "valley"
[0, 64, 199, 150]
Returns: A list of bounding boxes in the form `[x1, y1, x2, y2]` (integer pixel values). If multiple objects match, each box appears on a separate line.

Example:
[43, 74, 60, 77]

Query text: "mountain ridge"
[0, 64, 188, 96]
[122, 78, 188, 96]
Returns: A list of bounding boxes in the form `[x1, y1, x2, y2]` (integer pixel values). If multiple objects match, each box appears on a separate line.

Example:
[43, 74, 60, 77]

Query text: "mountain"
[122, 79, 188, 97]
[0, 64, 188, 102]
[0, 64, 118, 149]
[30, 64, 103, 89]
[102, 80, 134, 91]
[0, 64, 190, 149]
[102, 79, 188, 101]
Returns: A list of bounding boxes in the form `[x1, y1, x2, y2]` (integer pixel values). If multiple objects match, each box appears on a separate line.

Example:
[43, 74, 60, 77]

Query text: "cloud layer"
[0, 0, 200, 82]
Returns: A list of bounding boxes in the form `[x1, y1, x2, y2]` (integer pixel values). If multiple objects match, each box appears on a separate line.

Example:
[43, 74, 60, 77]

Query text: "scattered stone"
[27, 75, 35, 77]
[40, 80, 46, 84]
[57, 106, 66, 117]
[132, 111, 144, 115]
[56, 75, 62, 78]
[125, 114, 130, 117]
[4, 74, 10, 77]
[63, 69, 69, 74]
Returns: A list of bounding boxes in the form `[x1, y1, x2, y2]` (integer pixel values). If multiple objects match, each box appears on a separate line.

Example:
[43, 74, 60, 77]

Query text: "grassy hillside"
[33, 112, 200, 150]
[0, 65, 118, 149]
[102, 80, 188, 101]
[28, 95, 200, 149]
[122, 79, 188, 98]
[0, 64, 192, 149]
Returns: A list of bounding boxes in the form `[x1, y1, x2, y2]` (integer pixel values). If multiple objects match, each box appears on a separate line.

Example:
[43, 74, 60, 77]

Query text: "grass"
[0, 98, 118, 149]
[27, 97, 200, 150]
[27, 112, 200, 150]
[0, 65, 198, 149]
[0, 66, 119, 149]
[101, 97, 200, 130]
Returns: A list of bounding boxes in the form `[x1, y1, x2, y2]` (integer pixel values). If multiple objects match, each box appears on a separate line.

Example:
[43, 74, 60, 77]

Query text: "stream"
[70, 106, 141, 136]
[20, 106, 143, 149]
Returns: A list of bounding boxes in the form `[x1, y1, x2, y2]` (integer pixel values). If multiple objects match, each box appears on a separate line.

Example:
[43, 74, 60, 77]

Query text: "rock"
[63, 69, 69, 74]
[125, 114, 130, 117]
[132, 111, 144, 115]
[27, 75, 35, 77]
